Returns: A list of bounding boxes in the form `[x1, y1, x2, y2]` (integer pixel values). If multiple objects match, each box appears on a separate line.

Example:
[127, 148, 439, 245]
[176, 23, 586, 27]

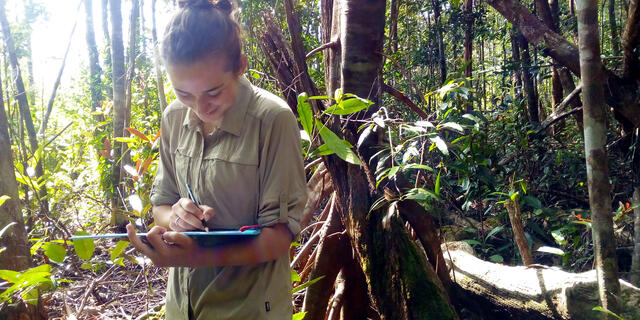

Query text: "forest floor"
[42, 240, 167, 320]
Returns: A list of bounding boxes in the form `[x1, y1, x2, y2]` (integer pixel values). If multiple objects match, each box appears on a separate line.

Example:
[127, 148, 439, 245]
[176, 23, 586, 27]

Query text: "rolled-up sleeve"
[150, 109, 181, 206]
[257, 109, 307, 237]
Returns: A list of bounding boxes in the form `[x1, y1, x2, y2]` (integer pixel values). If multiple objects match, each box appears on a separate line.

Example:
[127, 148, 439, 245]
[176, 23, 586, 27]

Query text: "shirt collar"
[182, 76, 252, 136]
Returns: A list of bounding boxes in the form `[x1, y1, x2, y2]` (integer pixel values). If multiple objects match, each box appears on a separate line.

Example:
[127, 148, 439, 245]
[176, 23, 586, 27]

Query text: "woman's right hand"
[169, 198, 215, 232]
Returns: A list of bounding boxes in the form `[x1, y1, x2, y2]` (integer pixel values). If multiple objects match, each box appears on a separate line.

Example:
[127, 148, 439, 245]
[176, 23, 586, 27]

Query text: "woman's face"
[166, 54, 245, 126]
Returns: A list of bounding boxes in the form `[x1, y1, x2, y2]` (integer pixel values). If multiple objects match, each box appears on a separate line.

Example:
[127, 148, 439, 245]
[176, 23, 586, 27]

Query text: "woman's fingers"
[200, 205, 216, 221]
[171, 198, 206, 231]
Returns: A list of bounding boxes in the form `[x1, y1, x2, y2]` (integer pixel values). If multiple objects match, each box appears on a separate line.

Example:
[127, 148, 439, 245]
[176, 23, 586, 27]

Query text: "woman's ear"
[236, 55, 248, 76]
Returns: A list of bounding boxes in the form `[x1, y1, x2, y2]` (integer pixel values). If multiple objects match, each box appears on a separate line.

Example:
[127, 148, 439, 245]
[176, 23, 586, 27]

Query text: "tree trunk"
[123, 0, 139, 174]
[443, 241, 640, 320]
[621, 0, 639, 80]
[432, 0, 447, 84]
[320, 1, 456, 318]
[631, 186, 640, 286]
[151, 0, 167, 111]
[0, 70, 29, 272]
[110, 0, 127, 227]
[389, 0, 399, 55]
[102, 0, 112, 96]
[85, 0, 103, 112]
[505, 199, 534, 265]
[577, 0, 621, 315]
[609, 0, 620, 55]
[510, 27, 523, 101]
[301, 206, 350, 320]
[518, 34, 539, 125]
[0, 57, 42, 320]
[463, 0, 473, 111]
[0, 0, 48, 216]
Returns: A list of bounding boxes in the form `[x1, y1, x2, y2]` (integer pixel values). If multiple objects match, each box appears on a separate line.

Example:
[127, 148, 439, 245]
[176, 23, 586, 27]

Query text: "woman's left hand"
[126, 223, 201, 267]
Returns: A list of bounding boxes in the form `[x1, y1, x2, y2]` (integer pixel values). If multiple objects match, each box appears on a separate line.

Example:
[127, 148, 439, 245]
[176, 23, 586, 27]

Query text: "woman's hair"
[161, 0, 243, 72]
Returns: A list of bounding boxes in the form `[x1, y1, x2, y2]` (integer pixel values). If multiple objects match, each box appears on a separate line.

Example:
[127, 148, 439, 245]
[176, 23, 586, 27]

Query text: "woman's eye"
[208, 92, 220, 98]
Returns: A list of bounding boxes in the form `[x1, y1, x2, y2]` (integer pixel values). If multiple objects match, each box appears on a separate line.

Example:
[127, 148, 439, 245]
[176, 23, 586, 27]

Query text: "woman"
[126, 0, 307, 318]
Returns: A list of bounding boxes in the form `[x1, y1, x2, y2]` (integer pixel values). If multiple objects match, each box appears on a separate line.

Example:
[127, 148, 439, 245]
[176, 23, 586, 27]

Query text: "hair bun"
[213, 0, 233, 15]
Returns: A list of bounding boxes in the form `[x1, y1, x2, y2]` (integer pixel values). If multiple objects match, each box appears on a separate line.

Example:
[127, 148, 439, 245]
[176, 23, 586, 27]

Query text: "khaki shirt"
[150, 77, 306, 319]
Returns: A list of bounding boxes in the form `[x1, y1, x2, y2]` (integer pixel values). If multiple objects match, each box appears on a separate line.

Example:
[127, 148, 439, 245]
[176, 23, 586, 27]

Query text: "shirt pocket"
[200, 136, 260, 228]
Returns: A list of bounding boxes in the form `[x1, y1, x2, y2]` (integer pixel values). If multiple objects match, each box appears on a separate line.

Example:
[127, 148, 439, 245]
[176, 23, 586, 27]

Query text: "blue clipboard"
[71, 228, 261, 247]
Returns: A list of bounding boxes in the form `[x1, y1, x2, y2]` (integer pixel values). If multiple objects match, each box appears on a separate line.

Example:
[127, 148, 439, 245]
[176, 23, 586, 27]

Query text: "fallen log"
[442, 241, 640, 320]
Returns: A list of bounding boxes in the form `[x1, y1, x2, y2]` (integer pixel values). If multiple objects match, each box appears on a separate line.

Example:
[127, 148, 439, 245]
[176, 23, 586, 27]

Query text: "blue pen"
[186, 183, 209, 232]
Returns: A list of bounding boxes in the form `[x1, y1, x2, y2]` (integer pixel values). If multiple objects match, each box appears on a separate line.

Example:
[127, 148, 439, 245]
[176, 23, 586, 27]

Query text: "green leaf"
[592, 307, 624, 320]
[114, 137, 138, 144]
[463, 239, 482, 246]
[439, 122, 464, 134]
[333, 88, 343, 102]
[435, 170, 441, 196]
[536, 246, 565, 256]
[297, 93, 314, 138]
[404, 164, 434, 172]
[429, 136, 449, 156]
[44, 243, 66, 263]
[292, 275, 325, 293]
[316, 120, 361, 165]
[291, 270, 301, 282]
[310, 143, 335, 157]
[405, 188, 440, 202]
[307, 95, 333, 100]
[0, 195, 10, 208]
[0, 222, 17, 239]
[292, 312, 307, 320]
[0, 269, 20, 283]
[324, 97, 372, 115]
[357, 125, 373, 148]
[110, 240, 130, 261]
[489, 254, 504, 263]
[551, 229, 566, 246]
[485, 225, 504, 241]
[72, 231, 95, 261]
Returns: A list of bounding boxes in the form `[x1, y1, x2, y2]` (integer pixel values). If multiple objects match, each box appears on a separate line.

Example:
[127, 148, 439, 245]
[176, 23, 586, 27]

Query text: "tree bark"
[463, 0, 473, 111]
[432, 0, 447, 84]
[443, 241, 640, 320]
[85, 0, 103, 112]
[621, 0, 639, 80]
[518, 34, 539, 124]
[0, 69, 30, 272]
[320, 1, 456, 318]
[609, 0, 620, 55]
[0, 0, 48, 216]
[301, 207, 349, 320]
[110, 0, 127, 227]
[0, 57, 41, 320]
[505, 199, 534, 265]
[577, 0, 621, 315]
[151, 0, 167, 111]
[123, 0, 139, 173]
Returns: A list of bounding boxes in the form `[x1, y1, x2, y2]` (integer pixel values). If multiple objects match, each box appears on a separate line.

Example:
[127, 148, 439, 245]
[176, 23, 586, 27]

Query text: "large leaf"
[0, 222, 17, 239]
[316, 120, 361, 165]
[323, 97, 372, 115]
[72, 231, 95, 261]
[297, 93, 314, 138]
[292, 312, 307, 320]
[292, 275, 325, 293]
[0, 195, 10, 208]
[439, 122, 464, 134]
[44, 243, 66, 263]
[110, 240, 130, 261]
[429, 135, 449, 156]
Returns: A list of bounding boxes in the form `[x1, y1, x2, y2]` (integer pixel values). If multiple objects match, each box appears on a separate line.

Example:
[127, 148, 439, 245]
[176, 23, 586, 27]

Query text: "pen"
[186, 183, 209, 232]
